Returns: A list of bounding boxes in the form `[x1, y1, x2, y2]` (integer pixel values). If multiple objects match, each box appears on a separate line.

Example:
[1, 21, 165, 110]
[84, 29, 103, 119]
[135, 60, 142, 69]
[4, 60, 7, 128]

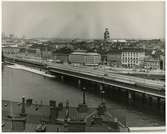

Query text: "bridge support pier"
[99, 84, 103, 91]
[128, 91, 132, 106]
[149, 96, 153, 106]
[132, 92, 136, 104]
[162, 100, 165, 115]
[99, 84, 103, 96]
[142, 93, 146, 104]
[157, 97, 161, 109]
[99, 84, 105, 102]
[60, 75, 64, 81]
[118, 88, 123, 102]
[107, 86, 112, 100]
[78, 79, 81, 89]
[115, 87, 119, 101]
[111, 88, 115, 100]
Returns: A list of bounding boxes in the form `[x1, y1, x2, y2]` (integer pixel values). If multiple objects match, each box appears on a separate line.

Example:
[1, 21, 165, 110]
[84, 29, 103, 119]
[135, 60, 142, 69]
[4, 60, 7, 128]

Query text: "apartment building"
[121, 48, 145, 68]
[69, 50, 101, 66]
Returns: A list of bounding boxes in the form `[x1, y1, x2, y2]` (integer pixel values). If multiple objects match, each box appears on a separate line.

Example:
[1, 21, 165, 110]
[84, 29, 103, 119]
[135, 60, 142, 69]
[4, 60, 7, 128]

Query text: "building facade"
[69, 50, 101, 66]
[121, 48, 145, 68]
[142, 56, 160, 70]
[84, 53, 101, 66]
[53, 53, 69, 63]
[107, 50, 121, 67]
[2, 46, 20, 56]
[69, 51, 86, 65]
[160, 54, 165, 70]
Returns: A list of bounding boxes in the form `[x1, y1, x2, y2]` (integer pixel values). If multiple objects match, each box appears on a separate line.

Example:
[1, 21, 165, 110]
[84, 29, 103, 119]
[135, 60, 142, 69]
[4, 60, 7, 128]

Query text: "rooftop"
[71, 51, 100, 56]
[122, 47, 144, 52]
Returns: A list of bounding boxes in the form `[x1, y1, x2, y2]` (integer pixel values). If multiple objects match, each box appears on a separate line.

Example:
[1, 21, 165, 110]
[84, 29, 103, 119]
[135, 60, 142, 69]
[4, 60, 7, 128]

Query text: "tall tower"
[104, 28, 110, 41]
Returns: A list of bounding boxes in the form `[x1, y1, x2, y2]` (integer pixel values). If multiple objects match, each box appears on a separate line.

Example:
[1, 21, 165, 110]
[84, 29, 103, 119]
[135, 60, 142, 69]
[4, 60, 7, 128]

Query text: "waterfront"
[2, 65, 165, 127]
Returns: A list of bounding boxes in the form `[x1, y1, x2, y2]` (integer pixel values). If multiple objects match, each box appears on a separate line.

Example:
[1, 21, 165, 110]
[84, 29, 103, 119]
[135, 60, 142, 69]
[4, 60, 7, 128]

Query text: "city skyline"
[2, 1, 165, 39]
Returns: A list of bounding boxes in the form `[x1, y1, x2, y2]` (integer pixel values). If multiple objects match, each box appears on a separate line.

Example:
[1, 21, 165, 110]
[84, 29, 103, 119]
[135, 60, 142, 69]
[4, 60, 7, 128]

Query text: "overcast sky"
[2, 1, 165, 39]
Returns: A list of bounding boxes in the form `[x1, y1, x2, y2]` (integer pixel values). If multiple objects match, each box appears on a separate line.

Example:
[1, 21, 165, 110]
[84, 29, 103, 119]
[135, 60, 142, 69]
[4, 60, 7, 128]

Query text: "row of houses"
[54, 48, 164, 70]
[2, 45, 165, 70]
[107, 48, 145, 68]
[2, 46, 101, 66]
[2, 46, 20, 56]
[107, 47, 164, 70]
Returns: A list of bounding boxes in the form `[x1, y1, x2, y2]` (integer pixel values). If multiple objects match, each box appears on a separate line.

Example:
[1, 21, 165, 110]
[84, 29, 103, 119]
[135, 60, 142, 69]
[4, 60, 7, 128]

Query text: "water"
[2, 65, 165, 127]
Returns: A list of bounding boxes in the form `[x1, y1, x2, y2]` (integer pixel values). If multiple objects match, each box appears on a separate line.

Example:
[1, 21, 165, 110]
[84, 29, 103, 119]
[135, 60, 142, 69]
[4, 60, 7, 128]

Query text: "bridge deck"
[48, 64, 165, 98]
[4, 56, 165, 99]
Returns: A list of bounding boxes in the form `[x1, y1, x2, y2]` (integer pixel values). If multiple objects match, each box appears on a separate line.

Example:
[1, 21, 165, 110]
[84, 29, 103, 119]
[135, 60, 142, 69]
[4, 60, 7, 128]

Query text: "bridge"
[47, 63, 165, 98]
[4, 56, 165, 110]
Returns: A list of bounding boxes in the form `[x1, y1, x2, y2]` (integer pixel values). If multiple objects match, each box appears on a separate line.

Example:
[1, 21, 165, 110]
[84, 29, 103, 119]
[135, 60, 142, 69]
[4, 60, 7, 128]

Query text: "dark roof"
[122, 47, 144, 52]
[108, 49, 121, 54]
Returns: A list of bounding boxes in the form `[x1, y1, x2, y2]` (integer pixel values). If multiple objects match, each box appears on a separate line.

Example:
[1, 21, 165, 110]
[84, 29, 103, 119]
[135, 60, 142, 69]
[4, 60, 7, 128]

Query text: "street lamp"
[77, 87, 88, 112]
[64, 100, 70, 122]
[20, 96, 26, 117]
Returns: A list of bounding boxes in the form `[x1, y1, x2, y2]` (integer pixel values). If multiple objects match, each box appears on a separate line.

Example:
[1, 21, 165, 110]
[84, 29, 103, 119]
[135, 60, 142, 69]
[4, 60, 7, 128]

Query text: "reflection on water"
[2, 65, 165, 127]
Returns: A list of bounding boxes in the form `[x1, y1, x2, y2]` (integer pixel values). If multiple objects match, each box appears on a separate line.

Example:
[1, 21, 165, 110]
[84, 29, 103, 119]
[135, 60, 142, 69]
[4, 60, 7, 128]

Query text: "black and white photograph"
[2, 0, 165, 132]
